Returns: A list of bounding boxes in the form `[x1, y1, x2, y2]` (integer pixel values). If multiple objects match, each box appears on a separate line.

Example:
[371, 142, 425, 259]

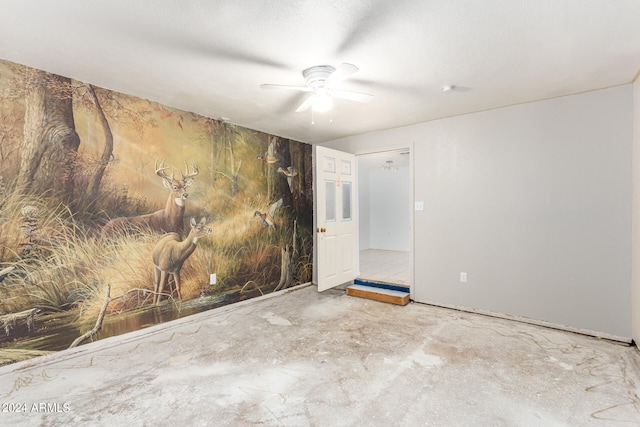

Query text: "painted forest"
[0, 59, 313, 364]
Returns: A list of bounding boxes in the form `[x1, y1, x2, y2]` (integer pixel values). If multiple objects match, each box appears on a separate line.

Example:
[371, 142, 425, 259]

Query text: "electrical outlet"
[209, 273, 217, 285]
[460, 272, 467, 283]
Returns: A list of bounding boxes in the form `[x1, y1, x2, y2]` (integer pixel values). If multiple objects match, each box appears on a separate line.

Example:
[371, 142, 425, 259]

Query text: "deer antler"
[155, 160, 174, 180]
[181, 161, 199, 179]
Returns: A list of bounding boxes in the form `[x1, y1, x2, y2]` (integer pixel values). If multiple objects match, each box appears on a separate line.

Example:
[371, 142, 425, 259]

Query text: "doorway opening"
[356, 149, 411, 287]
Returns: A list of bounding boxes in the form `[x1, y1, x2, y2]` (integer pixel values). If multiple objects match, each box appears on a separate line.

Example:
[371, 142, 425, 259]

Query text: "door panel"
[314, 146, 358, 291]
[341, 232, 354, 275]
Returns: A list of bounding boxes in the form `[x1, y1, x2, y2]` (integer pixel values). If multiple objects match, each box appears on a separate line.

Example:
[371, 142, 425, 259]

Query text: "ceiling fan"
[261, 63, 373, 113]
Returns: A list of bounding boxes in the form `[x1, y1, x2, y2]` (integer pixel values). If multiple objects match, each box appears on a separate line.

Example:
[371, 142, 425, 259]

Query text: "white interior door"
[314, 145, 358, 291]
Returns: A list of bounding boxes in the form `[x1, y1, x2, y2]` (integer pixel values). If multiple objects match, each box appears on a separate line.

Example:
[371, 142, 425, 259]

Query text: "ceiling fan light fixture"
[382, 160, 398, 171]
[311, 89, 333, 112]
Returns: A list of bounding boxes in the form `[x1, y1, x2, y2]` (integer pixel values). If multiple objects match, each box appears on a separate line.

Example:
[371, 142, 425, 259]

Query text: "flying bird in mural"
[277, 166, 298, 193]
[256, 137, 282, 164]
[255, 198, 283, 229]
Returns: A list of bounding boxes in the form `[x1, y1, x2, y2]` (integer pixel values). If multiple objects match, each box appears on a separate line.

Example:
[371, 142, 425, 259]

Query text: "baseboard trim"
[417, 299, 632, 345]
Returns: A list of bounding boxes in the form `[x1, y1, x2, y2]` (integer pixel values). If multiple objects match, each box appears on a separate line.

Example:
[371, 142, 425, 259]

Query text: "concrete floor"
[1, 284, 639, 426]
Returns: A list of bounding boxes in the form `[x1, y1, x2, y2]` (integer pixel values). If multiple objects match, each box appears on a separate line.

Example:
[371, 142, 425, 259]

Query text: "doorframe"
[354, 144, 414, 298]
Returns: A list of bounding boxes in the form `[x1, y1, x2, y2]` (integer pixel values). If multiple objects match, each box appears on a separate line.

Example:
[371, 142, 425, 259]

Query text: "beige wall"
[633, 75, 640, 347]
[323, 85, 633, 340]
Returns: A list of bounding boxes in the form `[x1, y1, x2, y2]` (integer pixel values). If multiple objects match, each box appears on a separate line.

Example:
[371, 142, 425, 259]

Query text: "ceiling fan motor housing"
[303, 65, 335, 89]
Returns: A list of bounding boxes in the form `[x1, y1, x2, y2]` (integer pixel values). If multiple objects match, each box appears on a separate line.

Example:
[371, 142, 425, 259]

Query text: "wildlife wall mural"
[0, 58, 314, 365]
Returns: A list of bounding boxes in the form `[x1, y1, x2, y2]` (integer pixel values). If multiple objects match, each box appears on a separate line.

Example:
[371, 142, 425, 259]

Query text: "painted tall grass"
[0, 186, 312, 321]
[0, 188, 97, 315]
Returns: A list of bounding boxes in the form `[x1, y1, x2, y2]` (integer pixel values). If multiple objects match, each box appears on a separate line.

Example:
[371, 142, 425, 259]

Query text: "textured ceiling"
[1, 1, 639, 144]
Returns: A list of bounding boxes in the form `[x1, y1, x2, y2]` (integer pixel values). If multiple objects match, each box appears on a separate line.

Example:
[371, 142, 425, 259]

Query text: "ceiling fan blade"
[326, 63, 359, 87]
[295, 95, 315, 112]
[330, 89, 374, 103]
[104, 16, 290, 69]
[261, 84, 312, 92]
[335, 1, 399, 55]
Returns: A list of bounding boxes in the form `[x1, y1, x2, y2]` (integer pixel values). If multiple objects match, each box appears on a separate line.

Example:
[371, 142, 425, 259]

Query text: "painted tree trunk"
[84, 83, 113, 201]
[18, 69, 80, 200]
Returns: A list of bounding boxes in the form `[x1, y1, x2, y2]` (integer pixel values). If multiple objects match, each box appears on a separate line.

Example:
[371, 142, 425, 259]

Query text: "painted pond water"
[0, 289, 250, 363]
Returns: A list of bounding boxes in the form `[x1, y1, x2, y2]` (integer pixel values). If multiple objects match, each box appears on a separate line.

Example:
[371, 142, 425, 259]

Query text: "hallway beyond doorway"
[359, 249, 410, 285]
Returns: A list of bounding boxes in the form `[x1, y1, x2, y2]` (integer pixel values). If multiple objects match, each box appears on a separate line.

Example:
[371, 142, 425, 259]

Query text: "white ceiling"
[1, 1, 639, 144]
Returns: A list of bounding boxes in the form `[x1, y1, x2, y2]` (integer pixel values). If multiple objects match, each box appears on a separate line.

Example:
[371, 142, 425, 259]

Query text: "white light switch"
[414, 201, 424, 211]
[460, 272, 467, 283]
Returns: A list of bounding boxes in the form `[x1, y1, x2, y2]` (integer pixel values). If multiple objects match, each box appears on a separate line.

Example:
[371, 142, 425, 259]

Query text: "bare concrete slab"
[1, 284, 639, 426]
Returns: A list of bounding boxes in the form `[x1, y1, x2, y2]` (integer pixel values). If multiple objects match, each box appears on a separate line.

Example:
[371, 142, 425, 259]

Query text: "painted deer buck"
[102, 160, 199, 236]
[152, 217, 212, 304]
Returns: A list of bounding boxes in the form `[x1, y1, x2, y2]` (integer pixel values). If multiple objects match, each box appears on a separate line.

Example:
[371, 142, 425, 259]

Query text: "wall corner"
[632, 72, 640, 349]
